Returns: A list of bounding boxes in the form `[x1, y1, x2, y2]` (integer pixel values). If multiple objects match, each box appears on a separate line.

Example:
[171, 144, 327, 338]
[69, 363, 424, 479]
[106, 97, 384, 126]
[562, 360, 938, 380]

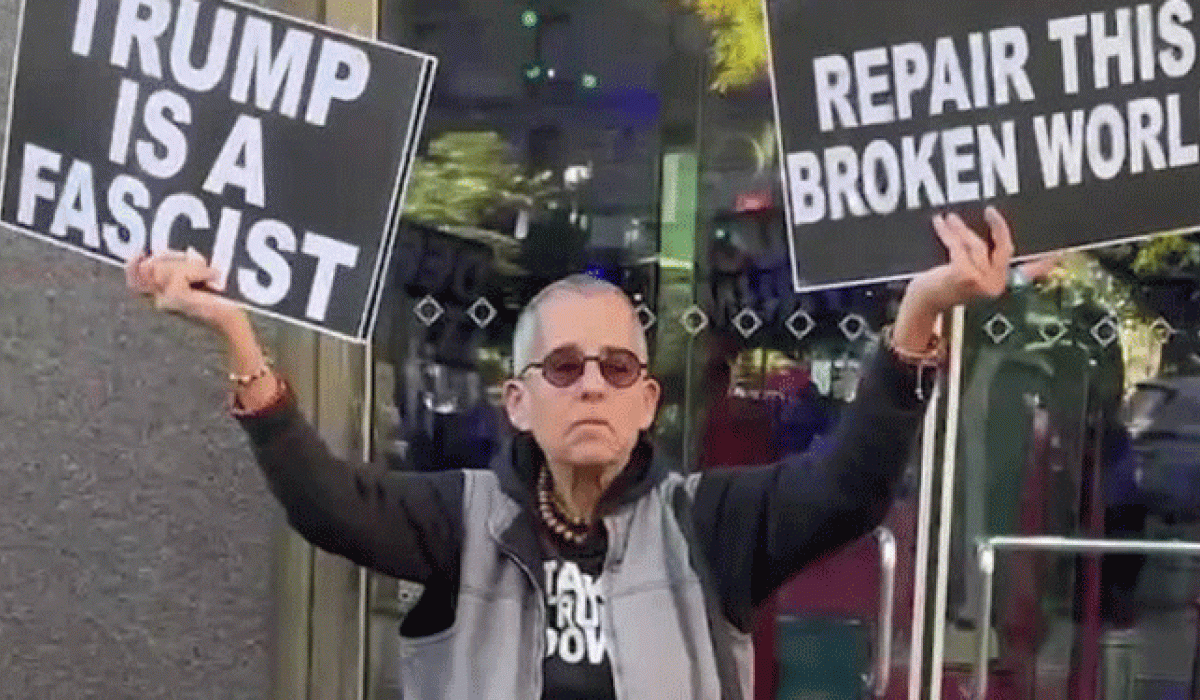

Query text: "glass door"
[939, 237, 1200, 700]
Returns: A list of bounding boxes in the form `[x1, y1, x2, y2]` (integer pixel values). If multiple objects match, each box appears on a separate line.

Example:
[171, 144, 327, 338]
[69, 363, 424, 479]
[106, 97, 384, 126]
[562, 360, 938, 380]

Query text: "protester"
[128, 207, 1015, 699]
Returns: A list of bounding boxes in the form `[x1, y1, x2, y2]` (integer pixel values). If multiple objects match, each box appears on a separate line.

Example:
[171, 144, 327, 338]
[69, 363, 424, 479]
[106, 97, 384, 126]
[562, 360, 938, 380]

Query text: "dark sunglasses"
[521, 347, 648, 389]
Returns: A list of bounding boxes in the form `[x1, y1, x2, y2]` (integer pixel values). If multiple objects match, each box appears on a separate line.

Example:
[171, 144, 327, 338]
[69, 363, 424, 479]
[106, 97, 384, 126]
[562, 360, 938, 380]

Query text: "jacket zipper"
[495, 542, 546, 698]
[602, 515, 625, 700]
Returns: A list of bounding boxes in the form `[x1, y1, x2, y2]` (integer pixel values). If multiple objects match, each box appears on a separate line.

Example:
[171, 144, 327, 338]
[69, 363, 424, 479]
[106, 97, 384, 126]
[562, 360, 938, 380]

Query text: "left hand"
[1015, 251, 1064, 284]
[914, 206, 1014, 309]
[893, 206, 1015, 351]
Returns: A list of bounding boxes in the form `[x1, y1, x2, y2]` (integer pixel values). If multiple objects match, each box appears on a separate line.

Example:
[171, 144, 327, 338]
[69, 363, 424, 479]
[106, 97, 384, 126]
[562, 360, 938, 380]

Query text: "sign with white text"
[1, 0, 436, 341]
[768, 0, 1200, 291]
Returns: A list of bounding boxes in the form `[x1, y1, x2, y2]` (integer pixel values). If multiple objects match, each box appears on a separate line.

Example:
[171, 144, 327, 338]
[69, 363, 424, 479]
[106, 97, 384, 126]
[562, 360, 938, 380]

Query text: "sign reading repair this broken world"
[1, 0, 436, 341]
[768, 0, 1200, 291]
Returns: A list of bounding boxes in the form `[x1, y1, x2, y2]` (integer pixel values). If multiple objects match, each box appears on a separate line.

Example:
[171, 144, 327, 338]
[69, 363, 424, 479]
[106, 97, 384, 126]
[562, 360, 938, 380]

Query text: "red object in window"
[735, 191, 773, 213]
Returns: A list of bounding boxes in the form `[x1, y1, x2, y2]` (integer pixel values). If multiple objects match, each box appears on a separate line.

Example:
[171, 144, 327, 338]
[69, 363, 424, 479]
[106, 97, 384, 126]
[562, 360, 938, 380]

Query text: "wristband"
[229, 363, 271, 388]
[882, 325, 944, 402]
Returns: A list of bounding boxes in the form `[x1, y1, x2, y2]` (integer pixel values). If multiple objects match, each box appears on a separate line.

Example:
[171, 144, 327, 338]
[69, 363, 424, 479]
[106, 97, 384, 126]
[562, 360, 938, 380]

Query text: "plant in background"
[404, 132, 556, 227]
[683, 0, 769, 91]
[1050, 235, 1200, 319]
[1130, 233, 1200, 275]
[1040, 252, 1139, 320]
[1033, 234, 1200, 390]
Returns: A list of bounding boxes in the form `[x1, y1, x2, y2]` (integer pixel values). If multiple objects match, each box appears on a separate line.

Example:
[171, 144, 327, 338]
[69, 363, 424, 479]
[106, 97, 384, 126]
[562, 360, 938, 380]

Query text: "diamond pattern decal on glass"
[635, 304, 657, 331]
[786, 310, 815, 341]
[984, 314, 1014, 344]
[1038, 319, 1067, 345]
[839, 314, 867, 341]
[1090, 316, 1119, 348]
[1151, 318, 1176, 342]
[468, 298, 498, 329]
[680, 306, 709, 336]
[414, 295, 444, 327]
[733, 308, 763, 339]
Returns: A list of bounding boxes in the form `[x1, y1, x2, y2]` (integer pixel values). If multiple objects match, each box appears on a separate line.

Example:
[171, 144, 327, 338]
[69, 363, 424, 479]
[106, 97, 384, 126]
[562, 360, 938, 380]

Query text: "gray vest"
[397, 469, 753, 700]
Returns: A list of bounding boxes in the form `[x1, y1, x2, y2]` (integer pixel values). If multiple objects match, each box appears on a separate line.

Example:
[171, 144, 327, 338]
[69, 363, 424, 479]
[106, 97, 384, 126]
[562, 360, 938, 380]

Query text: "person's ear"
[638, 376, 661, 431]
[504, 379, 532, 432]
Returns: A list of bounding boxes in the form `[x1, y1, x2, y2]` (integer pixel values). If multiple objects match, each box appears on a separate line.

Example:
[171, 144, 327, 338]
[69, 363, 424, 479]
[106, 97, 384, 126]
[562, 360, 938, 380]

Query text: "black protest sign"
[768, 0, 1200, 291]
[1, 0, 436, 341]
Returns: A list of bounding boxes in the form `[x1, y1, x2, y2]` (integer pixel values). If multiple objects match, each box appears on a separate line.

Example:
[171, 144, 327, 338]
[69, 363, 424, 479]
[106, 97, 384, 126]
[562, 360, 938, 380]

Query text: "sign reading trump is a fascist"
[768, 0, 1200, 292]
[1, 0, 436, 341]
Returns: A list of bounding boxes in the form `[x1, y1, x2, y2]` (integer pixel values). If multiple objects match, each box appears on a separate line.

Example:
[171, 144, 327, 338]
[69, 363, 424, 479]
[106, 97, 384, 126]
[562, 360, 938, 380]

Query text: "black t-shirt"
[540, 526, 616, 700]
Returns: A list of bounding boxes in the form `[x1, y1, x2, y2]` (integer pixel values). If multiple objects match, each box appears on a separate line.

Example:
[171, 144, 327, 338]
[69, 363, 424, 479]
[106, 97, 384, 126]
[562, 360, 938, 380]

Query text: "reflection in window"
[955, 234, 1200, 700]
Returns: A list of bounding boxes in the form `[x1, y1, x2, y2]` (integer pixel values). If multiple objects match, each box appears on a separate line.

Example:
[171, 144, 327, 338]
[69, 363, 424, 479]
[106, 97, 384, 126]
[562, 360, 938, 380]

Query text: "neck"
[545, 458, 626, 523]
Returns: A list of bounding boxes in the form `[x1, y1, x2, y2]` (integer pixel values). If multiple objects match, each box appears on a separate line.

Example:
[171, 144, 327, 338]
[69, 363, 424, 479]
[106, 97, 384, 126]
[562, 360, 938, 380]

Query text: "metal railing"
[867, 527, 898, 698]
[971, 535, 1200, 700]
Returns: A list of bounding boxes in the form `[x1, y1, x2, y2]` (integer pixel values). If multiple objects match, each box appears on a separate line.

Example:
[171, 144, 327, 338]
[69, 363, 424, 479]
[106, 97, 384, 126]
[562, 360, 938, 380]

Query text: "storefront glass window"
[951, 234, 1200, 700]
[365, 2, 929, 697]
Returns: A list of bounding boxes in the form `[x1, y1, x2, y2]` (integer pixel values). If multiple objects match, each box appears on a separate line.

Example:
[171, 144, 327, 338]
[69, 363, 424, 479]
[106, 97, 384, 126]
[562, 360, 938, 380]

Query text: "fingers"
[985, 206, 1014, 269]
[933, 206, 1017, 300]
[125, 251, 149, 291]
[203, 266, 224, 291]
[180, 259, 222, 290]
[150, 257, 177, 291]
[934, 213, 989, 280]
[124, 249, 238, 328]
[128, 249, 225, 299]
[130, 253, 166, 295]
[1018, 252, 1062, 283]
[932, 214, 970, 270]
[946, 213, 990, 274]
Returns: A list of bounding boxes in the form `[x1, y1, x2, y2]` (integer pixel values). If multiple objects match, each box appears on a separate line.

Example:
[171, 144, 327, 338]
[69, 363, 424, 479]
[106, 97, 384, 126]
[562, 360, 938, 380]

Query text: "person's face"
[504, 292, 660, 472]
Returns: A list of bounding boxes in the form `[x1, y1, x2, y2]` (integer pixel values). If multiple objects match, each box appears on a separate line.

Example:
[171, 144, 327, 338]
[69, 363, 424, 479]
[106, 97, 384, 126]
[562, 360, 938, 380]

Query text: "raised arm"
[125, 252, 463, 623]
[693, 207, 1016, 631]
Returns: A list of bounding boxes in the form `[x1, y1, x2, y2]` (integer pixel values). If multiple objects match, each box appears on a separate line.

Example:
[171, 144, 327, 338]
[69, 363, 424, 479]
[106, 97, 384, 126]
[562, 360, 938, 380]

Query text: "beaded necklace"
[536, 466, 591, 545]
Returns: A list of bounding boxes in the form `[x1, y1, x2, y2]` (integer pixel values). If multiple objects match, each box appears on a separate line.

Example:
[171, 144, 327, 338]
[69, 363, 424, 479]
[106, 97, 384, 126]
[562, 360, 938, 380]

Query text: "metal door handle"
[971, 535, 1200, 700]
[864, 527, 897, 699]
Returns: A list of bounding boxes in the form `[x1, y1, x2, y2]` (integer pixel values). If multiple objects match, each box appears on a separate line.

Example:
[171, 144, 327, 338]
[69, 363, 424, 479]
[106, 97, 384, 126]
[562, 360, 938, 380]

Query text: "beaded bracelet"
[882, 325, 946, 366]
[229, 363, 271, 388]
[882, 325, 945, 402]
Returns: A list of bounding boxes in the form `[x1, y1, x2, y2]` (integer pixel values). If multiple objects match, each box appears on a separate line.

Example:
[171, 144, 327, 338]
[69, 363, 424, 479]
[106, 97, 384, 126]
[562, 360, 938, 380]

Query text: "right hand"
[125, 249, 246, 333]
[128, 250, 278, 410]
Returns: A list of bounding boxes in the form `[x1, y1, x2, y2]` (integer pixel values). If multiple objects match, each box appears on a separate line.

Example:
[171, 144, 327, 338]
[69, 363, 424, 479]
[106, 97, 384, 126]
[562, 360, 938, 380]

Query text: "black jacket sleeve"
[692, 348, 926, 632]
[235, 387, 464, 635]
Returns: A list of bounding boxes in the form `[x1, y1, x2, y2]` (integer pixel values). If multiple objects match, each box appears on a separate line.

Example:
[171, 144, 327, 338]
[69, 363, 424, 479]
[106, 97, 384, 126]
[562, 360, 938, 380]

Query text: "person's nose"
[576, 358, 609, 396]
